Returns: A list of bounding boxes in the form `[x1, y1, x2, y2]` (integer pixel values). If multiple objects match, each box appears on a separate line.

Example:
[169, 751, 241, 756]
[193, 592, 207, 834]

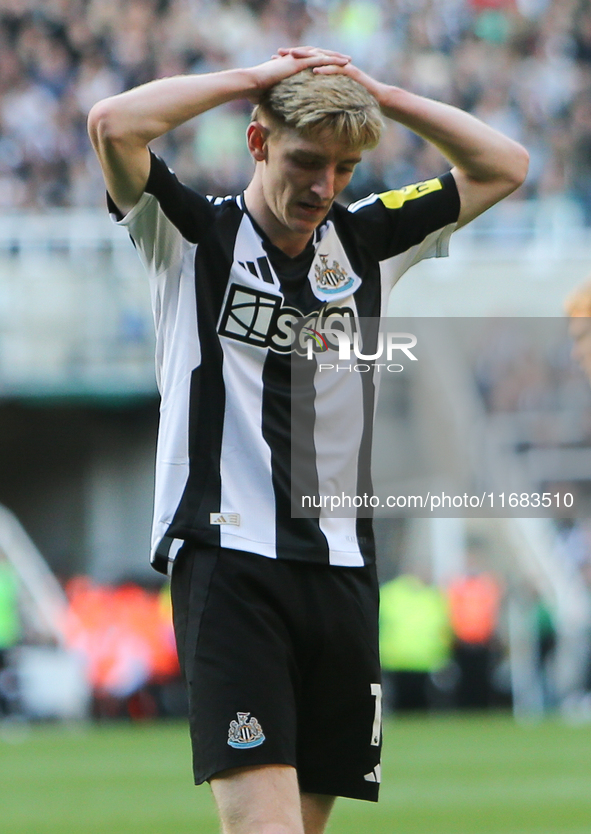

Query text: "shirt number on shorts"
[370, 683, 382, 746]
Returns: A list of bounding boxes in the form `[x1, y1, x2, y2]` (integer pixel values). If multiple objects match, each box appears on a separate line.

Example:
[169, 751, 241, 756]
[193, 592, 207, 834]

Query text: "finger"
[312, 64, 347, 75]
[312, 48, 352, 59]
[309, 56, 350, 66]
[277, 46, 351, 61]
[275, 47, 311, 58]
[276, 46, 315, 55]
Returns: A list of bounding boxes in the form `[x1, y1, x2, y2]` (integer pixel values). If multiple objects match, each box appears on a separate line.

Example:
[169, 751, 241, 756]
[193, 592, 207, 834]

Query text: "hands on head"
[248, 46, 354, 101]
[249, 46, 382, 105]
[273, 46, 352, 65]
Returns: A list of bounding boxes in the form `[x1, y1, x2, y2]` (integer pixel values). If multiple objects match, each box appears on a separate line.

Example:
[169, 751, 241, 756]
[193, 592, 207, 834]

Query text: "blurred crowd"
[0, 561, 183, 721]
[62, 576, 180, 718]
[473, 318, 591, 421]
[379, 566, 507, 713]
[1, 0, 591, 216]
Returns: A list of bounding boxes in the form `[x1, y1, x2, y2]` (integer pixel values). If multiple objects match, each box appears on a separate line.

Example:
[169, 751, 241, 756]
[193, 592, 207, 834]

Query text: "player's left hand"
[274, 48, 390, 110]
[246, 47, 352, 103]
[273, 46, 351, 64]
[298, 53, 387, 100]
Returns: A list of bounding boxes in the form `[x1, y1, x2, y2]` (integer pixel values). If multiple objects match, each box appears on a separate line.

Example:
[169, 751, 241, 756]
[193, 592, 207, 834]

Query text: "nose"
[311, 166, 336, 202]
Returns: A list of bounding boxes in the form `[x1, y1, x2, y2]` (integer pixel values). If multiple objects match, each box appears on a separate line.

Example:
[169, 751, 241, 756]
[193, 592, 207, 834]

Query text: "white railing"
[0, 503, 68, 644]
[0, 214, 157, 397]
[0, 197, 587, 253]
[0, 210, 127, 253]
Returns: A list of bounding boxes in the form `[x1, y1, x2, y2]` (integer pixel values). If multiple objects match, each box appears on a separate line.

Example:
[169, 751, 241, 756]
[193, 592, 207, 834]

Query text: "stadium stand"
[0, 0, 589, 220]
[3, 0, 591, 720]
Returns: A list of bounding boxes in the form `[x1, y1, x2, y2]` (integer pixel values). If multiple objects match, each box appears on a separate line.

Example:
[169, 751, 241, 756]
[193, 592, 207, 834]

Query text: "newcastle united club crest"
[227, 712, 266, 749]
[314, 254, 354, 294]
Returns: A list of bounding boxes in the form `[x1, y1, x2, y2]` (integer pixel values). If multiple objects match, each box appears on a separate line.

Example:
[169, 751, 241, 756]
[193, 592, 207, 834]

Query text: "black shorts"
[171, 545, 382, 802]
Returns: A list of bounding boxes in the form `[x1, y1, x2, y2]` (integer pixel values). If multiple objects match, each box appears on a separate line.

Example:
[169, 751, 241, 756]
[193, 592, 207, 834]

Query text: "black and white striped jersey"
[109, 151, 460, 574]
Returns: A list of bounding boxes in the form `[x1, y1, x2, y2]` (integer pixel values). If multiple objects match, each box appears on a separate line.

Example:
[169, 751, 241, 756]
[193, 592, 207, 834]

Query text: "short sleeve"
[107, 150, 216, 277]
[347, 171, 460, 263]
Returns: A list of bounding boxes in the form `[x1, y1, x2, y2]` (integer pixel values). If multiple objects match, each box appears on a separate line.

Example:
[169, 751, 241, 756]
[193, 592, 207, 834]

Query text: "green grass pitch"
[2, 712, 591, 834]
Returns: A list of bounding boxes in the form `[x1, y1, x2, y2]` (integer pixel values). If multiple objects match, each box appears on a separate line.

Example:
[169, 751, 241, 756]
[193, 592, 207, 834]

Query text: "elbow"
[87, 99, 115, 150]
[505, 142, 530, 194]
[87, 97, 130, 151]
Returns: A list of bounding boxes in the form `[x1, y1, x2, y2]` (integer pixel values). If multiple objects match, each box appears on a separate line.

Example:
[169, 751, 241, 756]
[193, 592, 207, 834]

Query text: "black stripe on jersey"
[238, 258, 274, 284]
[152, 535, 176, 574]
[144, 151, 216, 243]
[257, 256, 274, 284]
[166, 203, 245, 546]
[262, 350, 329, 562]
[354, 316, 379, 563]
[331, 206, 382, 564]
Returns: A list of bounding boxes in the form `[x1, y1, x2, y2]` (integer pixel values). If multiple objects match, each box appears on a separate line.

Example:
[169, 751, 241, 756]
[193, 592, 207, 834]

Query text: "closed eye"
[290, 153, 325, 170]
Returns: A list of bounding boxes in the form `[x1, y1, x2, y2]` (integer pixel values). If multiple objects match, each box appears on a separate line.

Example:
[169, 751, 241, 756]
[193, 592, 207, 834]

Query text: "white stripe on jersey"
[150, 240, 201, 562]
[311, 295, 365, 566]
[347, 193, 379, 213]
[379, 223, 456, 297]
[219, 338, 278, 557]
[208, 194, 235, 205]
[112, 193, 201, 565]
[217, 214, 281, 556]
[319, 517, 365, 566]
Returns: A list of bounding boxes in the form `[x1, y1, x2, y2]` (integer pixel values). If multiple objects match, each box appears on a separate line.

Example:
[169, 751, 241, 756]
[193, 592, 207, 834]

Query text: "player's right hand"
[247, 47, 351, 101]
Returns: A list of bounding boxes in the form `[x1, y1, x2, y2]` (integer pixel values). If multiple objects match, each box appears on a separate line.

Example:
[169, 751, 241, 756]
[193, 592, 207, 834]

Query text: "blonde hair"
[252, 69, 383, 149]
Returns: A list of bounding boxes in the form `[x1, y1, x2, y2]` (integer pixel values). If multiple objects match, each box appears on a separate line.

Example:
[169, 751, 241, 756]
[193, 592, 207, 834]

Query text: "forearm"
[313, 59, 529, 224]
[88, 48, 353, 215]
[89, 68, 258, 146]
[374, 84, 526, 185]
[90, 47, 352, 146]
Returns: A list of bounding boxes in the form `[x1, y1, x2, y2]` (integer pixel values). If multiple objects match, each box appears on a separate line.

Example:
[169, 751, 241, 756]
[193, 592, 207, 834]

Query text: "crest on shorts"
[227, 712, 266, 749]
[314, 254, 354, 295]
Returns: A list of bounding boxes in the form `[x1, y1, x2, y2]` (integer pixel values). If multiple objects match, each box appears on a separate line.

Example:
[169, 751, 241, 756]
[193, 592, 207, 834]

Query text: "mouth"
[297, 201, 328, 217]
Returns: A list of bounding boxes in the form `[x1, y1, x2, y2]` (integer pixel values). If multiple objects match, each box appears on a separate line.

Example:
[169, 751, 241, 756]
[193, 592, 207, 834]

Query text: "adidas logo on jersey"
[210, 513, 240, 526]
[218, 283, 356, 355]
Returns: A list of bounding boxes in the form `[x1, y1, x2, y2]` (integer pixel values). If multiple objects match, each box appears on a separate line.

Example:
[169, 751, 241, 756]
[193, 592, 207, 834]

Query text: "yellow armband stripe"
[378, 177, 443, 210]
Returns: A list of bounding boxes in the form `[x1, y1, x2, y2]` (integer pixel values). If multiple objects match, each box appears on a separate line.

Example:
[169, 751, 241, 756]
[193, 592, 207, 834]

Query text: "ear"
[247, 121, 270, 162]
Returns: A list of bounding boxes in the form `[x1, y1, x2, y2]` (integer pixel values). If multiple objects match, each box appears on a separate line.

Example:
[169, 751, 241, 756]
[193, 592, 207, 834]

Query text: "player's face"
[261, 127, 362, 244]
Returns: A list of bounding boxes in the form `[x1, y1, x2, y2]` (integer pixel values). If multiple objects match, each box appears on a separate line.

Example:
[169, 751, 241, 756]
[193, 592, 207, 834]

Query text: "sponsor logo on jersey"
[314, 254, 354, 294]
[210, 513, 240, 526]
[228, 712, 266, 749]
[218, 283, 356, 355]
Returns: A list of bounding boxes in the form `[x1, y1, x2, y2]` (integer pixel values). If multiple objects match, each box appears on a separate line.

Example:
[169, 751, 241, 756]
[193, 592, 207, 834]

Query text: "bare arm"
[288, 53, 529, 228]
[372, 84, 529, 228]
[88, 70, 257, 214]
[87, 49, 351, 214]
